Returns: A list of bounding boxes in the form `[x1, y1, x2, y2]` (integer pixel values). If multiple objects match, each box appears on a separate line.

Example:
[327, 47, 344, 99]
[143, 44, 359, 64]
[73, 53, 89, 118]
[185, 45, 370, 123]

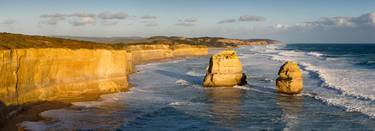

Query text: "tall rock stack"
[276, 61, 303, 94]
[203, 50, 247, 87]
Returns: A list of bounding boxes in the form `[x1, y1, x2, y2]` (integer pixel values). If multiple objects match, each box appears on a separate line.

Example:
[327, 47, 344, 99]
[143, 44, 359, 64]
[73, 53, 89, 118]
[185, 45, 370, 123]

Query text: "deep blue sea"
[21, 44, 375, 130]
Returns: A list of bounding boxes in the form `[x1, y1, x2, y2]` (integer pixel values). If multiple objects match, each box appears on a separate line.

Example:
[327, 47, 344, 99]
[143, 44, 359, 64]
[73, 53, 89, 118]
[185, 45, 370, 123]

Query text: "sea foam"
[265, 44, 375, 118]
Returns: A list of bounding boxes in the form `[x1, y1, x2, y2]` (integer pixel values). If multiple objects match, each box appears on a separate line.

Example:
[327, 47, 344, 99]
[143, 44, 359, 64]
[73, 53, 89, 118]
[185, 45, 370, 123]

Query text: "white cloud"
[40, 12, 131, 26]
[239, 15, 266, 22]
[98, 12, 128, 20]
[175, 17, 198, 26]
[276, 12, 375, 30]
[145, 21, 158, 27]
[218, 15, 266, 24]
[68, 12, 96, 26]
[69, 17, 96, 26]
[141, 15, 157, 19]
[41, 13, 66, 19]
[1, 19, 15, 25]
[273, 24, 290, 30]
[70, 12, 96, 18]
[218, 19, 236, 24]
[39, 13, 66, 25]
[271, 12, 375, 43]
[180, 17, 197, 23]
[100, 20, 119, 26]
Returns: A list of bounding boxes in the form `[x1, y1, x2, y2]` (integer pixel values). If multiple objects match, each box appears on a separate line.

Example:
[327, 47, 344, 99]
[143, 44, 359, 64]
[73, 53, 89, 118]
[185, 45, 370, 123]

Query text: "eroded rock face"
[0, 48, 130, 105]
[0, 45, 208, 106]
[203, 50, 247, 87]
[276, 61, 303, 94]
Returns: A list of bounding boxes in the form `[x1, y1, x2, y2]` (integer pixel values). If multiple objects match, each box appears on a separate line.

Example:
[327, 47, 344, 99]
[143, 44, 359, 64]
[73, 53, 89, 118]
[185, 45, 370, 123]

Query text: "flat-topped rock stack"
[276, 61, 303, 94]
[203, 50, 247, 87]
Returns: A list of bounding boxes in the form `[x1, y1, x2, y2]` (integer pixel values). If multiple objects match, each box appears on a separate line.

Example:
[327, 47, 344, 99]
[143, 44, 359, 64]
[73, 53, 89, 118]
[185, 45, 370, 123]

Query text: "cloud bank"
[175, 17, 198, 26]
[275, 12, 375, 30]
[69, 12, 96, 26]
[272, 12, 375, 42]
[141, 15, 157, 20]
[98, 12, 128, 20]
[218, 15, 266, 24]
[218, 19, 236, 24]
[239, 15, 266, 22]
[39, 11, 130, 26]
[0, 19, 15, 25]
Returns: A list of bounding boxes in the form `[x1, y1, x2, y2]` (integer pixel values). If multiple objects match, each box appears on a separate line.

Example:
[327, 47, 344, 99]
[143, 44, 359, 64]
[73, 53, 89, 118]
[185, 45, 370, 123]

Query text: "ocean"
[21, 44, 375, 130]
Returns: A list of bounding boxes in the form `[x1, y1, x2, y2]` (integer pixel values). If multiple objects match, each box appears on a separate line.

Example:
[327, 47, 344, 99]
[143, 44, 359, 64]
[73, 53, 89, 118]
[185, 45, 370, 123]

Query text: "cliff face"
[0, 33, 210, 106]
[216, 39, 269, 45]
[126, 44, 208, 64]
[0, 48, 130, 105]
[0, 44, 208, 106]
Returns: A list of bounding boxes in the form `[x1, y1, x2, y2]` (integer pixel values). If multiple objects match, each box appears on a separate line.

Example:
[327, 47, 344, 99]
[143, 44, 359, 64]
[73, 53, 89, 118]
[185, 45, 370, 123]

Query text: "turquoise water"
[21, 44, 375, 130]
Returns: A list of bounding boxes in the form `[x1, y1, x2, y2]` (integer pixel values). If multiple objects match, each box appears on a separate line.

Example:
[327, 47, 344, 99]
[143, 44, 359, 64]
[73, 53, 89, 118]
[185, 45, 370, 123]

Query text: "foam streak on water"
[259, 44, 375, 118]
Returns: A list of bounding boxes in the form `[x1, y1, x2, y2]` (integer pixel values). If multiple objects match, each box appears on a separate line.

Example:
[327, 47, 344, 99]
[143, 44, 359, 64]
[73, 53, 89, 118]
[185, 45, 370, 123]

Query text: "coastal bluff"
[203, 50, 247, 87]
[276, 61, 303, 94]
[0, 33, 208, 106]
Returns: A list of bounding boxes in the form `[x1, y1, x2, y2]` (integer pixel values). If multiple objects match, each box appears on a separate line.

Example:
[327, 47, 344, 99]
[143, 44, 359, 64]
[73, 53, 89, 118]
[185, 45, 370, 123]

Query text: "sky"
[0, 0, 375, 43]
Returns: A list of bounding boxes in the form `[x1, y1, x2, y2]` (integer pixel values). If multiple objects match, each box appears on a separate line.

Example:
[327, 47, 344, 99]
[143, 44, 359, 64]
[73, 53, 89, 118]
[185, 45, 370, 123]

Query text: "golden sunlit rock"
[276, 61, 303, 94]
[203, 50, 247, 87]
[0, 33, 209, 105]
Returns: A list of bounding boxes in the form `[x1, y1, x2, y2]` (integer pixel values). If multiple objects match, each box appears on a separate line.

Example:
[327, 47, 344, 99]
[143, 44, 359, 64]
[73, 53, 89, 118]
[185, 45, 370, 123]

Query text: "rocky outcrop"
[203, 50, 247, 87]
[276, 61, 303, 94]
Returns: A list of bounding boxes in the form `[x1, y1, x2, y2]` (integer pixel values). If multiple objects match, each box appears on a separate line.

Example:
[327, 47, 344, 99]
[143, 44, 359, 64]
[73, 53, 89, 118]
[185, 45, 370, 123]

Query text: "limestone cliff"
[124, 44, 208, 64]
[203, 50, 247, 87]
[0, 33, 209, 106]
[276, 61, 303, 94]
[0, 48, 130, 105]
[190, 37, 280, 47]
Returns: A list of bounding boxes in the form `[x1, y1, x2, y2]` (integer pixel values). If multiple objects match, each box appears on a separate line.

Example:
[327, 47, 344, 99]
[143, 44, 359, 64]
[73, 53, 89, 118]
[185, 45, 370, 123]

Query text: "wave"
[186, 70, 204, 76]
[175, 79, 191, 86]
[263, 45, 375, 118]
[265, 46, 375, 101]
[303, 92, 375, 118]
[299, 62, 375, 100]
[279, 50, 304, 57]
[168, 101, 190, 106]
[233, 85, 250, 90]
[72, 92, 128, 108]
[270, 54, 292, 62]
[307, 51, 323, 57]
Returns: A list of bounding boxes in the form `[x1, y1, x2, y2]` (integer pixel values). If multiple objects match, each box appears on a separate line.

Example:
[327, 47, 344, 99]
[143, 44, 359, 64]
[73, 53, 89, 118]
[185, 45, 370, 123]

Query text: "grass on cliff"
[0, 33, 114, 50]
[0, 33, 208, 50]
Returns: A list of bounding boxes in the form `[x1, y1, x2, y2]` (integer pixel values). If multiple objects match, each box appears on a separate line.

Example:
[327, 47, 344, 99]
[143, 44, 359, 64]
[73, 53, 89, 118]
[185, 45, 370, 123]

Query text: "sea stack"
[203, 50, 247, 87]
[276, 61, 303, 94]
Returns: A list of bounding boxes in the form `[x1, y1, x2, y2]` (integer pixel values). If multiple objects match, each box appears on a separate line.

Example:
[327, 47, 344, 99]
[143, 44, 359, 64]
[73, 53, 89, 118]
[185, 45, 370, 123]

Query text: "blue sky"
[0, 0, 375, 43]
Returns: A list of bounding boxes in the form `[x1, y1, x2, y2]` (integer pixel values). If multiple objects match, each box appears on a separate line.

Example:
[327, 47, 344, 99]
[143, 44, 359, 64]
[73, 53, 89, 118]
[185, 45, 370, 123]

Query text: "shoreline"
[0, 54, 210, 131]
